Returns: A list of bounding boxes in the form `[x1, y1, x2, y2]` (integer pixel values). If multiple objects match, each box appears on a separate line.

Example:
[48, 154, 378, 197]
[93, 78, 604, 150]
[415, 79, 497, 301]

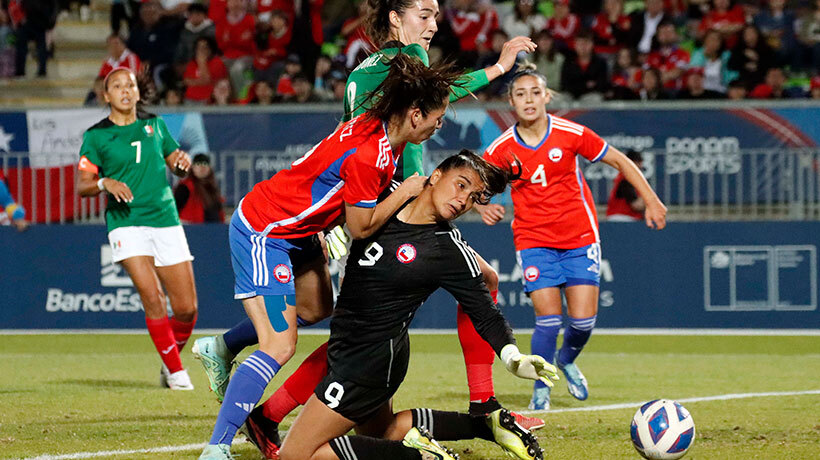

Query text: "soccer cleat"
[402, 427, 459, 460]
[557, 360, 588, 401]
[528, 386, 551, 411]
[166, 369, 194, 390]
[513, 412, 545, 431]
[487, 409, 543, 460]
[192, 336, 234, 401]
[240, 406, 281, 459]
[199, 443, 234, 460]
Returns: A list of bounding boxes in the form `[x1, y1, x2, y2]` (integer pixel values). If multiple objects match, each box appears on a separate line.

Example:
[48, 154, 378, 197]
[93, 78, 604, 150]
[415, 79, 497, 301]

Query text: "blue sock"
[222, 318, 258, 356]
[531, 315, 561, 390]
[558, 315, 596, 366]
[296, 316, 315, 327]
[209, 350, 281, 445]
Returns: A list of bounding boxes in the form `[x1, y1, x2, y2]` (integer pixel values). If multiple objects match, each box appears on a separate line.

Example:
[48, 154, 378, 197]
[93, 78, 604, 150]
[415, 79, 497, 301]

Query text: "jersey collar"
[512, 114, 551, 151]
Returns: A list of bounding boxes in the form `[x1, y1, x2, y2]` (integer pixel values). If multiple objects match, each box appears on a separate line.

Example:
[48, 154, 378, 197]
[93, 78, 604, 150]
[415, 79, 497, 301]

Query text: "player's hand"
[325, 225, 351, 260]
[645, 200, 667, 230]
[501, 344, 560, 387]
[479, 203, 505, 226]
[171, 150, 192, 176]
[102, 178, 134, 203]
[397, 173, 428, 199]
[496, 36, 537, 75]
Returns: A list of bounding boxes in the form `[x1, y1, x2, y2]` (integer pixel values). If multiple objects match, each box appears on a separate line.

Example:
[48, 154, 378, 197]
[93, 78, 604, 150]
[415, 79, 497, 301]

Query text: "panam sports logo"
[44, 245, 142, 313]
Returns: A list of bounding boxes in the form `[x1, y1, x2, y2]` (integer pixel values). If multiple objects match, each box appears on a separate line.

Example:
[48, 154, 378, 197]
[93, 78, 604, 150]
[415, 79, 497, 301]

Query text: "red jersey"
[239, 115, 399, 239]
[98, 49, 141, 78]
[253, 27, 292, 70]
[698, 6, 745, 48]
[483, 115, 609, 250]
[208, 0, 227, 23]
[546, 14, 580, 48]
[590, 13, 631, 54]
[216, 14, 257, 59]
[447, 8, 499, 51]
[646, 46, 690, 90]
[183, 56, 228, 102]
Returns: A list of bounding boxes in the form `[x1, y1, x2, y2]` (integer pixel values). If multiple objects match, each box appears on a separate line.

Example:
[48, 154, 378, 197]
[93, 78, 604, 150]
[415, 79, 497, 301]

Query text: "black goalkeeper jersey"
[327, 215, 515, 387]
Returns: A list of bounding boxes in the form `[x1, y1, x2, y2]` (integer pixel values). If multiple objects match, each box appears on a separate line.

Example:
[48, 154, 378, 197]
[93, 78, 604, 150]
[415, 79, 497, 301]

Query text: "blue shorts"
[229, 209, 323, 300]
[517, 243, 602, 292]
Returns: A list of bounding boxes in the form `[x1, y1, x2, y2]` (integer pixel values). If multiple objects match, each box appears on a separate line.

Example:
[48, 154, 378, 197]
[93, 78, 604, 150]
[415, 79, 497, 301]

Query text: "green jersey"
[342, 42, 490, 178]
[79, 113, 181, 232]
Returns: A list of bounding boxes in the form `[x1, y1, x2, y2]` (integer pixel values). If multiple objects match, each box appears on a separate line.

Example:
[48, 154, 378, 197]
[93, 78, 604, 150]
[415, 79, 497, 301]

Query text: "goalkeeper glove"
[500, 344, 560, 387]
[325, 225, 351, 260]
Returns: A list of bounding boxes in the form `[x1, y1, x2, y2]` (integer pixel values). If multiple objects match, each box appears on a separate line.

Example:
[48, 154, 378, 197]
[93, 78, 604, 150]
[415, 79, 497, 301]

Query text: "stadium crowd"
[2, 0, 820, 104]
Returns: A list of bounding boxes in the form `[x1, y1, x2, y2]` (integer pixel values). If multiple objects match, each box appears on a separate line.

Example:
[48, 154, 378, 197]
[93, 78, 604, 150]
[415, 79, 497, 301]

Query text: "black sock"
[330, 435, 421, 460]
[468, 396, 503, 416]
[412, 408, 493, 441]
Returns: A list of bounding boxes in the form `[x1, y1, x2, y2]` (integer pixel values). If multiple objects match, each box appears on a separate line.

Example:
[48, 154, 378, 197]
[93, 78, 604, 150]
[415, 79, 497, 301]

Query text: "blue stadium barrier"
[1, 222, 817, 330]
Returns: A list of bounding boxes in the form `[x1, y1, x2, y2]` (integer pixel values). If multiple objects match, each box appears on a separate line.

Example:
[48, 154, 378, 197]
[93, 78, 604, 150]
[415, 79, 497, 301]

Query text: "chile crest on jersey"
[396, 243, 417, 264]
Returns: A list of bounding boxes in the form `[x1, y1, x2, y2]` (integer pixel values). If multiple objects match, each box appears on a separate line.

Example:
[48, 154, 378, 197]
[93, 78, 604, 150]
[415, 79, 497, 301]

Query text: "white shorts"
[108, 225, 194, 267]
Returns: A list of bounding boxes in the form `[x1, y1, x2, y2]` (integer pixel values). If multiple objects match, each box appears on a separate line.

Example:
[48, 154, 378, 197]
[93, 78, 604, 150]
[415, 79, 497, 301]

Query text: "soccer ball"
[630, 399, 695, 460]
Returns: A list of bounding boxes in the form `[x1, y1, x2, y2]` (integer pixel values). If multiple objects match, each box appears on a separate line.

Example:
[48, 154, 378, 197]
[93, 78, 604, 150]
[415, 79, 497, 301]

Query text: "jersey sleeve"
[156, 117, 180, 157]
[437, 234, 516, 355]
[450, 69, 489, 102]
[340, 148, 386, 208]
[78, 130, 101, 175]
[577, 125, 609, 163]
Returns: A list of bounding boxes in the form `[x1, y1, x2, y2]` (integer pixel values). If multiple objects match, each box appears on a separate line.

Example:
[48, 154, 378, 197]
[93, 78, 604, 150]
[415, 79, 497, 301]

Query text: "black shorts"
[287, 234, 324, 273]
[314, 368, 402, 425]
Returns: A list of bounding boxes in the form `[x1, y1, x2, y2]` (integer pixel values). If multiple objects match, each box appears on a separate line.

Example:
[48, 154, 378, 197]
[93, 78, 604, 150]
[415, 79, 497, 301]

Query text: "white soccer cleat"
[166, 369, 194, 390]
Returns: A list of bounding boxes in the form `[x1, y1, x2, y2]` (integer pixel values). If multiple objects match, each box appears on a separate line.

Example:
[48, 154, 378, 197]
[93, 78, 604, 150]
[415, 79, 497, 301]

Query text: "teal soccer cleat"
[528, 386, 551, 411]
[199, 443, 234, 460]
[557, 360, 588, 401]
[192, 336, 234, 402]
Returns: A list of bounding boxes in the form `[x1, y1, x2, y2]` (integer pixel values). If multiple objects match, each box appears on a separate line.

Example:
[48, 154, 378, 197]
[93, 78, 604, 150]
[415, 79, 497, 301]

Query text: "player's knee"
[481, 265, 499, 291]
[140, 289, 166, 315]
[259, 339, 296, 366]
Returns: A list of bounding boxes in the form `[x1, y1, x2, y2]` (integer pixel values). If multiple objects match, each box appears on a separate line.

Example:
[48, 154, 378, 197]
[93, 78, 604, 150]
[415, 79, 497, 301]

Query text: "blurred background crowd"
[2, 0, 820, 106]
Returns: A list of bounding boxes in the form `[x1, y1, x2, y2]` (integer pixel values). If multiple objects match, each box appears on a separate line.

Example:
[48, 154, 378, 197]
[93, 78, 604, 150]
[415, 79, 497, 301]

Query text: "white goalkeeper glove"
[501, 344, 560, 387]
[324, 225, 351, 260]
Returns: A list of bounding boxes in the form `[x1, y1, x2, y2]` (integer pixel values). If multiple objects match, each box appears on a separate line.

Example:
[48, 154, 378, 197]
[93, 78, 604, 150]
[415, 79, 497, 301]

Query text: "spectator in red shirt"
[446, 0, 500, 67]
[99, 34, 141, 78]
[698, 0, 745, 48]
[646, 20, 690, 90]
[749, 66, 793, 98]
[256, 0, 294, 23]
[208, 0, 227, 24]
[546, 0, 580, 54]
[174, 154, 226, 224]
[276, 54, 301, 99]
[215, 0, 256, 93]
[606, 150, 646, 222]
[253, 9, 292, 81]
[183, 36, 228, 104]
[591, 0, 632, 57]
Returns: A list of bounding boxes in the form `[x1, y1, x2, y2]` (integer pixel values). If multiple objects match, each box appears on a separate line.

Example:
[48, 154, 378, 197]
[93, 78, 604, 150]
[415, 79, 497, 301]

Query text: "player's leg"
[153, 225, 198, 353]
[245, 341, 330, 458]
[202, 295, 297, 457]
[119, 254, 188, 388]
[520, 247, 565, 410]
[555, 243, 602, 401]
[458, 252, 498, 413]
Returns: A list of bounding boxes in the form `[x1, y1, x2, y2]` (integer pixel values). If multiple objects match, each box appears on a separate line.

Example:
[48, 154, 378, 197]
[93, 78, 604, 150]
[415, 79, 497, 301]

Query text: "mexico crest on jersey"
[396, 244, 417, 264]
[524, 266, 540, 282]
[143, 125, 154, 136]
[273, 264, 292, 283]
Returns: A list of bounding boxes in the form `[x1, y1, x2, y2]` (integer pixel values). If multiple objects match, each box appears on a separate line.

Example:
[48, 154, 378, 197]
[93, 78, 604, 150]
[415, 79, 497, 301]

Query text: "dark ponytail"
[435, 149, 521, 205]
[365, 53, 463, 122]
[365, 0, 414, 45]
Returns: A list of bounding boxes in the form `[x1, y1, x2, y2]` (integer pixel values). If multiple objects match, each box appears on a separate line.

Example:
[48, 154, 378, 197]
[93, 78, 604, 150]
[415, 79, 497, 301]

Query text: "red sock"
[262, 342, 329, 422]
[146, 316, 183, 373]
[169, 313, 197, 352]
[457, 289, 498, 403]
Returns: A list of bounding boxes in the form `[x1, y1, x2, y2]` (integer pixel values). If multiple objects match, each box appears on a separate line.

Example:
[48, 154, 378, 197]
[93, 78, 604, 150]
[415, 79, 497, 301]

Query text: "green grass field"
[1, 333, 819, 460]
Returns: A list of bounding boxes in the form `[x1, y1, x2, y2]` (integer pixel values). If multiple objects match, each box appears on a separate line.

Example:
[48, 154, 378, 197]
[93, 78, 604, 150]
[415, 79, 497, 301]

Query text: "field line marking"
[520, 389, 820, 415]
[17, 390, 820, 459]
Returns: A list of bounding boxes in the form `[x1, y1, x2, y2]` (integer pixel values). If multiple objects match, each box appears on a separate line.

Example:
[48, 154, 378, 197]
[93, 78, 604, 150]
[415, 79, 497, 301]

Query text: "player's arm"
[601, 147, 666, 229]
[449, 36, 536, 101]
[439, 256, 559, 386]
[344, 173, 427, 239]
[77, 155, 133, 202]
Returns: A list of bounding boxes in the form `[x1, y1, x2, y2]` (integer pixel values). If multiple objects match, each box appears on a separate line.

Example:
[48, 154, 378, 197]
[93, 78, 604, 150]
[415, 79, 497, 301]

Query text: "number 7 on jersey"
[131, 141, 141, 164]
